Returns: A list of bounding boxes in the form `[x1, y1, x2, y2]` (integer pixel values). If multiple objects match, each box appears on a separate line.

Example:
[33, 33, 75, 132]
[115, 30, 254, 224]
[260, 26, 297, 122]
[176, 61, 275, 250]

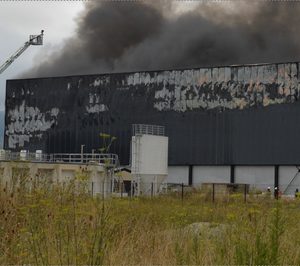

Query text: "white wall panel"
[279, 166, 300, 195]
[166, 165, 300, 196]
[193, 166, 230, 185]
[167, 166, 189, 184]
[235, 166, 274, 191]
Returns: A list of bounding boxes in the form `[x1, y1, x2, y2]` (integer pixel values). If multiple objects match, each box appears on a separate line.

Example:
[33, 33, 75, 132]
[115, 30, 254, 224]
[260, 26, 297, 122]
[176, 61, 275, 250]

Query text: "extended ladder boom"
[0, 30, 44, 75]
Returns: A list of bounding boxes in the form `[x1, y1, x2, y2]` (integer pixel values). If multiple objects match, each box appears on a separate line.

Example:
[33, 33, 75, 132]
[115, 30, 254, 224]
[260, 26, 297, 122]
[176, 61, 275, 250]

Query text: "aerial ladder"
[0, 30, 44, 75]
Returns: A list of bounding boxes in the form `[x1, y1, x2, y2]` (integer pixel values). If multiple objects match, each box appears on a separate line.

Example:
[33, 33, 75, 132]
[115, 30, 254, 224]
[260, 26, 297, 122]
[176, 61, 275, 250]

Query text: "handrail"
[132, 124, 165, 136]
[0, 151, 119, 167]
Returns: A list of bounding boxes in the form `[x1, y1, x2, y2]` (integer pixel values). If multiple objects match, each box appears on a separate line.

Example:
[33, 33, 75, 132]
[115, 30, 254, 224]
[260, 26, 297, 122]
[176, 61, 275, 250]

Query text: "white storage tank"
[131, 124, 168, 196]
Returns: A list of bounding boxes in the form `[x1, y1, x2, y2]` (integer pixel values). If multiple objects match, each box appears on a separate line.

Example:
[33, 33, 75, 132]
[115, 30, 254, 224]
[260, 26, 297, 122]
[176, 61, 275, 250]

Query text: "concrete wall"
[0, 161, 111, 196]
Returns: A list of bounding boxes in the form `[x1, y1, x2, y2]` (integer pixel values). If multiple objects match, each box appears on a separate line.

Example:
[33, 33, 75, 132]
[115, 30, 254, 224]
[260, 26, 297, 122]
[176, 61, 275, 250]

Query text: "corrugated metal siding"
[4, 62, 300, 165]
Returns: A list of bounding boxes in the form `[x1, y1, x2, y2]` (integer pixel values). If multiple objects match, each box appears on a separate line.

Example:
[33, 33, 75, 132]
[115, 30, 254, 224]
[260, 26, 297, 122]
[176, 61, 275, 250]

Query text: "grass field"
[1, 180, 300, 265]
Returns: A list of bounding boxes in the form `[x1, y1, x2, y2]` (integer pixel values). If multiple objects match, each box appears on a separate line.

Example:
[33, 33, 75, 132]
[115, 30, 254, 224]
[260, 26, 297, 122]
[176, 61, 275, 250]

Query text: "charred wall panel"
[5, 62, 300, 165]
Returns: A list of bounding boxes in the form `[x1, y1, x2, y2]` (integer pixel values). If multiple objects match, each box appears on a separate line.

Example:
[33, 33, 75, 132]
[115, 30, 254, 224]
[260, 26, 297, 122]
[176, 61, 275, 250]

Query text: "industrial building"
[5, 61, 300, 194]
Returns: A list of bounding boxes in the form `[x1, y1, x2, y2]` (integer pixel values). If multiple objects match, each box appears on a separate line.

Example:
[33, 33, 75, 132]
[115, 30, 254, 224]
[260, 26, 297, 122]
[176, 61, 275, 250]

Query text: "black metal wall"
[5, 62, 300, 165]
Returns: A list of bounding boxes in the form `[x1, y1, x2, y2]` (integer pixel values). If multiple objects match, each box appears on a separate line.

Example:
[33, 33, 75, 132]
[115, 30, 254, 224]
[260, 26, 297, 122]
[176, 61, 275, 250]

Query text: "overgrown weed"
[0, 179, 300, 265]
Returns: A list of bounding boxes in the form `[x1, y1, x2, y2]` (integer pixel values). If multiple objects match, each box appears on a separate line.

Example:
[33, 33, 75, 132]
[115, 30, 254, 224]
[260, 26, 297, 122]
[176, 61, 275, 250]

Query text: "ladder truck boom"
[0, 30, 44, 75]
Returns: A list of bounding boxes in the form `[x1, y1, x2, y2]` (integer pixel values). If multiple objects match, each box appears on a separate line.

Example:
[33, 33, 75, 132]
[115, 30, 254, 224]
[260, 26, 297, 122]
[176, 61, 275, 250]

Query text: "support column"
[274, 165, 279, 188]
[230, 165, 235, 184]
[274, 165, 279, 199]
[188, 165, 193, 186]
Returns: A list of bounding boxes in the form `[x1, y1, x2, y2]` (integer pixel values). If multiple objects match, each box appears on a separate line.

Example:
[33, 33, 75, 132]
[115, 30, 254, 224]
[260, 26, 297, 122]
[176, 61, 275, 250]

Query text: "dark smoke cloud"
[24, 1, 300, 78]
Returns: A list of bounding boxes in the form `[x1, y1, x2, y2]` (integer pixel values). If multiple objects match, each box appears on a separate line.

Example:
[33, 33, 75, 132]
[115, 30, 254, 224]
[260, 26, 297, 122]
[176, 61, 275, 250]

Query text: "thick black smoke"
[24, 1, 300, 77]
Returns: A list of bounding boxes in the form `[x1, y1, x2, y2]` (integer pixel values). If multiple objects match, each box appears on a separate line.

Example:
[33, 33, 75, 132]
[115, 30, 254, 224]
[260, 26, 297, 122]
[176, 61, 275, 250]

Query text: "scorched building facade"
[5, 62, 300, 193]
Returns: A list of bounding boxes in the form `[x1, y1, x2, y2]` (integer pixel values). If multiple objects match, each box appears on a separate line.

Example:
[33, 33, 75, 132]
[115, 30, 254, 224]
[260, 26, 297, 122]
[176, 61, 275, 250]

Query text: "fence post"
[151, 182, 153, 198]
[91, 182, 94, 197]
[212, 183, 215, 203]
[111, 176, 113, 193]
[121, 181, 123, 198]
[275, 187, 279, 200]
[244, 184, 247, 203]
[181, 183, 184, 203]
[102, 181, 105, 200]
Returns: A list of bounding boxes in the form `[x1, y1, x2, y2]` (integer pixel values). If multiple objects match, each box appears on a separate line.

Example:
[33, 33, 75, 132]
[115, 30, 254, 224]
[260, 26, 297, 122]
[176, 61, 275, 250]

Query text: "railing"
[132, 124, 165, 136]
[0, 151, 119, 167]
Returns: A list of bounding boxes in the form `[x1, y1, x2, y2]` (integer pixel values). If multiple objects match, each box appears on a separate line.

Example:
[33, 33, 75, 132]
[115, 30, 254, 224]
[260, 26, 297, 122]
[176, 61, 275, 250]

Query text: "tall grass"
[1, 179, 300, 265]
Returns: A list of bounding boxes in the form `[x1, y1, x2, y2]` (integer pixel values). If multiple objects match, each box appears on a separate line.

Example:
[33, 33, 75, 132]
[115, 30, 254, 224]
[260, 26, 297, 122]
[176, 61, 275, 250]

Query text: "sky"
[0, 1, 85, 111]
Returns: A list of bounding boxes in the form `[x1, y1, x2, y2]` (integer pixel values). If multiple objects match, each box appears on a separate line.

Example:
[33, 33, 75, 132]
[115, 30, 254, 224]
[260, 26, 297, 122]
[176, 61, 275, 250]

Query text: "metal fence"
[81, 181, 300, 201]
[2, 178, 299, 202]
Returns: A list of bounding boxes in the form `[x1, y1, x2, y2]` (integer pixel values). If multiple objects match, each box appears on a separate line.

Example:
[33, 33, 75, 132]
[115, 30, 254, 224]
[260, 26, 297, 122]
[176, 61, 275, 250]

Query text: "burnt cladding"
[5, 62, 300, 165]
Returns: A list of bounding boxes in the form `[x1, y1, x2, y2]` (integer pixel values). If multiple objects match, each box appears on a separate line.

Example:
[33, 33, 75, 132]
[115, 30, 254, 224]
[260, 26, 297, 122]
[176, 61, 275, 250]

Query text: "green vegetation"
[1, 180, 300, 265]
[99, 133, 116, 154]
